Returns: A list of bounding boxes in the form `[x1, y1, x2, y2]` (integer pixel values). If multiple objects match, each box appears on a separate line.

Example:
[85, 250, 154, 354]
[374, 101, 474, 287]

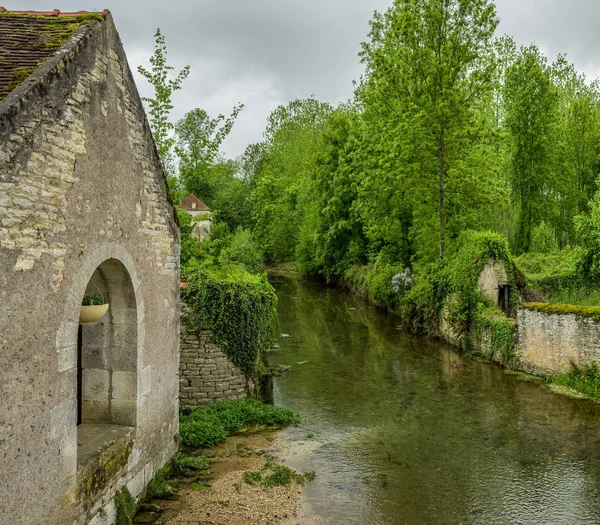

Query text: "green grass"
[172, 454, 211, 473]
[179, 398, 299, 449]
[242, 461, 315, 488]
[551, 362, 600, 401]
[546, 289, 600, 307]
[190, 481, 208, 491]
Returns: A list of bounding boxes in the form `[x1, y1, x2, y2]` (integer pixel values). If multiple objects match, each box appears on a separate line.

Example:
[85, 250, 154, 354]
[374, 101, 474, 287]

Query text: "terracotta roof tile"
[0, 8, 109, 100]
[181, 194, 212, 212]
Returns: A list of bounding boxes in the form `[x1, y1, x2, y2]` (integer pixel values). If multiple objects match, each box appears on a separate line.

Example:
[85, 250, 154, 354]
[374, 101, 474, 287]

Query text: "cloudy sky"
[7, 0, 600, 157]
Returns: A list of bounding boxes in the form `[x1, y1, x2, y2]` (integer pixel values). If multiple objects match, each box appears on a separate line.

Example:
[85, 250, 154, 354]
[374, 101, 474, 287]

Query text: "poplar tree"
[359, 0, 499, 260]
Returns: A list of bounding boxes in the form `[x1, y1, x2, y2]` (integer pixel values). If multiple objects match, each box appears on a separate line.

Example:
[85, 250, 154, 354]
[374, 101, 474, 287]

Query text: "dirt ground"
[134, 431, 309, 525]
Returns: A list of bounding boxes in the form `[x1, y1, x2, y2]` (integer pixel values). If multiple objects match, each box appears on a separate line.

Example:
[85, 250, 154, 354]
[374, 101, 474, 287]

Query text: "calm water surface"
[269, 276, 600, 525]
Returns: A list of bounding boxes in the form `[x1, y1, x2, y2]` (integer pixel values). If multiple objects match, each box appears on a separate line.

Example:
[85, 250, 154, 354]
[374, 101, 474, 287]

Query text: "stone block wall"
[180, 331, 250, 410]
[0, 14, 180, 525]
[517, 308, 600, 376]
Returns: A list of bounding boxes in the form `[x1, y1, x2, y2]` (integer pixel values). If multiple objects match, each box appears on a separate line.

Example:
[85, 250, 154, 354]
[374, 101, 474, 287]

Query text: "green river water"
[268, 276, 600, 525]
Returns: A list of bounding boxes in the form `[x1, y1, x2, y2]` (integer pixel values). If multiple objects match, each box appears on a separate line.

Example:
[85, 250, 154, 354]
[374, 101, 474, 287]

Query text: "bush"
[179, 399, 299, 449]
[218, 228, 264, 274]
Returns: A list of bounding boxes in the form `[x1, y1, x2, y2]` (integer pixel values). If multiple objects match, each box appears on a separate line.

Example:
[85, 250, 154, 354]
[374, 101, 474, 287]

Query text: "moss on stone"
[522, 302, 600, 321]
[0, 12, 105, 100]
[78, 437, 133, 503]
[115, 487, 137, 525]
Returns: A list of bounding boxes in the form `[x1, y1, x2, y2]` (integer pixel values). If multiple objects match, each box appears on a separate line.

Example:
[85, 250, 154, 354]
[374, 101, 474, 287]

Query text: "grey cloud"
[5, 1, 600, 156]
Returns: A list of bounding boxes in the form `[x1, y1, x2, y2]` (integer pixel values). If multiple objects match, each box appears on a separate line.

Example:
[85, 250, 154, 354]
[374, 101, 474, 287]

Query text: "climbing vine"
[471, 307, 517, 365]
[181, 266, 278, 376]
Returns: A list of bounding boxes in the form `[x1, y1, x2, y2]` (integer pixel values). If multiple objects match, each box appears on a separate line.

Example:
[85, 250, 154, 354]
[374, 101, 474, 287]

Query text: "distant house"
[181, 194, 213, 240]
[0, 9, 180, 525]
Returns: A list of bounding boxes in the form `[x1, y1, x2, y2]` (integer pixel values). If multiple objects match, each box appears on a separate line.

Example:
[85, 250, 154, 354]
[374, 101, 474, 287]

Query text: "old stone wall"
[0, 14, 179, 525]
[180, 331, 250, 410]
[517, 309, 600, 376]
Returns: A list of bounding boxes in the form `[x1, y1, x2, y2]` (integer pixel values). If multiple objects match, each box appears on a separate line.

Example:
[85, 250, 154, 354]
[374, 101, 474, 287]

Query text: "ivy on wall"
[181, 266, 278, 376]
[471, 308, 517, 365]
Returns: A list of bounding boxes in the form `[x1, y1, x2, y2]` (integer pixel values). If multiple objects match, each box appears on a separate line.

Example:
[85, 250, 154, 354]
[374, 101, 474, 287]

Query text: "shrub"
[179, 399, 299, 449]
[243, 461, 315, 488]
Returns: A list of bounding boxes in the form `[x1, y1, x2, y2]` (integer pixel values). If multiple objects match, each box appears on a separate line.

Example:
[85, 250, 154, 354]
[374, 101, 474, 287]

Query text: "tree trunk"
[439, 133, 446, 260]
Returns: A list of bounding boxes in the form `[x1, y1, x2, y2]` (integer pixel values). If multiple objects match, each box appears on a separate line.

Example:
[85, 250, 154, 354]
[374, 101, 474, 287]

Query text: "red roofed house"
[0, 8, 181, 525]
[181, 193, 213, 240]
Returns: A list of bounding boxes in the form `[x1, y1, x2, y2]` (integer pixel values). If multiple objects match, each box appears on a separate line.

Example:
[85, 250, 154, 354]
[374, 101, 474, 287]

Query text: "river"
[268, 276, 600, 525]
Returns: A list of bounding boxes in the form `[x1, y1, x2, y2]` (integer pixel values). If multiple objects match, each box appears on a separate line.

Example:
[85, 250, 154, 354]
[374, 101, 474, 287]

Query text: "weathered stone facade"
[180, 331, 251, 410]
[517, 309, 600, 376]
[0, 13, 180, 525]
[478, 260, 508, 305]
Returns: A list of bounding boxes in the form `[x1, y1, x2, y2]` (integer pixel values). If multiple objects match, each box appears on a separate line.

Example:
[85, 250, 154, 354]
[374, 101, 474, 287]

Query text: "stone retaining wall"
[517, 308, 600, 376]
[180, 331, 250, 410]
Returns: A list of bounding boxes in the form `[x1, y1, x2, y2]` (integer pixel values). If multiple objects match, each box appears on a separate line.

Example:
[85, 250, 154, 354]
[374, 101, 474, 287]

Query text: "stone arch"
[55, 245, 145, 467]
[79, 259, 138, 426]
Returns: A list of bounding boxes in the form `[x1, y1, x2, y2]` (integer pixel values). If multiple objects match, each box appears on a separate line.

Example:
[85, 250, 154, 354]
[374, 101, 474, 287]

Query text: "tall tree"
[503, 45, 558, 253]
[358, 0, 500, 260]
[138, 29, 190, 184]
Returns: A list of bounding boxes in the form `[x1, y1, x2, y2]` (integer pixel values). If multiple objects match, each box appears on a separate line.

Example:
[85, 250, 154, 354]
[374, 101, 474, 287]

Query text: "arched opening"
[77, 259, 137, 465]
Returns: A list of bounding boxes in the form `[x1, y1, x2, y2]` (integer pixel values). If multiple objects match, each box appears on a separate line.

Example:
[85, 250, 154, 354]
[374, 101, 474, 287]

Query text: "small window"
[192, 202, 196, 209]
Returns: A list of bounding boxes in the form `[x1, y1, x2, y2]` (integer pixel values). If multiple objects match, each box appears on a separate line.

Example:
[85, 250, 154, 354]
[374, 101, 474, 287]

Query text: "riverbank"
[134, 430, 310, 525]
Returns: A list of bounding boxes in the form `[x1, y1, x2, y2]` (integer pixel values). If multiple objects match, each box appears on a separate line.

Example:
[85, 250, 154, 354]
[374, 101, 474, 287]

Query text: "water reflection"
[270, 276, 600, 525]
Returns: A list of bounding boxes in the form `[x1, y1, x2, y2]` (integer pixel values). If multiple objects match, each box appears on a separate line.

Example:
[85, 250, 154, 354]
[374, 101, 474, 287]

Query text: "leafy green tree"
[503, 45, 559, 253]
[138, 28, 190, 185]
[358, 0, 500, 260]
[249, 98, 332, 262]
[176, 105, 243, 201]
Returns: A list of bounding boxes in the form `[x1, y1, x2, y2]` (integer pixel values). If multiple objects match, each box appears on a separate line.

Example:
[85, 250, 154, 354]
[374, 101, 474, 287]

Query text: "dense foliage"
[179, 399, 299, 448]
[181, 266, 278, 375]
[139, 0, 600, 335]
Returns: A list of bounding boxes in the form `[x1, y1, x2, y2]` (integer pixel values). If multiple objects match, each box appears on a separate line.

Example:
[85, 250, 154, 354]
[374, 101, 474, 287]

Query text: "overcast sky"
[7, 0, 600, 157]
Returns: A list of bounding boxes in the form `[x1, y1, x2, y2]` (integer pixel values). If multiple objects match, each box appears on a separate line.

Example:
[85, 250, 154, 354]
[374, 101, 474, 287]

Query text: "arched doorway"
[77, 259, 138, 464]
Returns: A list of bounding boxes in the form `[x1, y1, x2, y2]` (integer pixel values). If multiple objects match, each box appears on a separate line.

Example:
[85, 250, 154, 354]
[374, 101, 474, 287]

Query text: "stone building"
[0, 9, 180, 525]
[181, 193, 212, 240]
[478, 259, 510, 314]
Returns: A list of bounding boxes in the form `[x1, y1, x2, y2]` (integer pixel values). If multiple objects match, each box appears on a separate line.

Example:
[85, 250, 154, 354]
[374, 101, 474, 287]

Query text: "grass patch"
[172, 454, 211, 474]
[190, 481, 208, 491]
[242, 461, 315, 488]
[180, 398, 299, 449]
[146, 465, 177, 500]
[551, 362, 600, 401]
[546, 289, 600, 307]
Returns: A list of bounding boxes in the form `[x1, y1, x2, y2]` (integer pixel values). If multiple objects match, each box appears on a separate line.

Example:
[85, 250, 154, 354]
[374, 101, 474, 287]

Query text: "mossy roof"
[0, 8, 108, 100]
